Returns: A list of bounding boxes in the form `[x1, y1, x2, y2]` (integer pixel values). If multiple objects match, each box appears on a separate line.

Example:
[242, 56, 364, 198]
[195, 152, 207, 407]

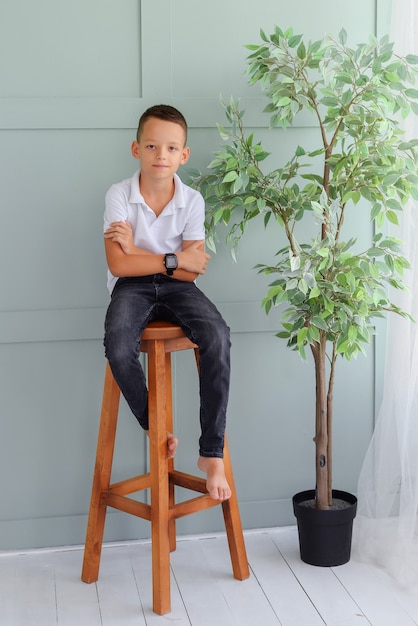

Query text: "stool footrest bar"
[170, 494, 220, 520]
[109, 473, 151, 495]
[105, 493, 152, 521]
[169, 469, 207, 493]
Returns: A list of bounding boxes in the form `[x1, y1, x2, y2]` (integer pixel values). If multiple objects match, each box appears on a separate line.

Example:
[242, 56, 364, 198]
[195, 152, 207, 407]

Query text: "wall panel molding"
[0, 98, 145, 130]
[0, 302, 282, 344]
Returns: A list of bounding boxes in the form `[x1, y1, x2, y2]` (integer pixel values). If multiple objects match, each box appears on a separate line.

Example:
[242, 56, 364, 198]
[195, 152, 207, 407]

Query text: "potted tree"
[190, 27, 418, 565]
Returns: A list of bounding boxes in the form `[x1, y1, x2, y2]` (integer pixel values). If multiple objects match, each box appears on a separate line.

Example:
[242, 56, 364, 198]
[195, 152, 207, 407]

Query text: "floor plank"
[198, 534, 280, 625]
[5, 553, 57, 626]
[54, 550, 102, 626]
[0, 554, 16, 625]
[169, 539, 238, 626]
[129, 542, 191, 625]
[244, 531, 325, 626]
[334, 559, 418, 626]
[1, 528, 418, 625]
[96, 546, 146, 625]
[271, 529, 369, 625]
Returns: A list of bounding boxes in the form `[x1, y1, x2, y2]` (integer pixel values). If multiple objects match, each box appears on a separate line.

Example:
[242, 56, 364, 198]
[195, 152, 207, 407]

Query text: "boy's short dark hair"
[136, 104, 188, 143]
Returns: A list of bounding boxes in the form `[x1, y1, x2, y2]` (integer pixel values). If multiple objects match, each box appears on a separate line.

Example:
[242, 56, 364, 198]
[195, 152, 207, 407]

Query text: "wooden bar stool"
[81, 320, 249, 615]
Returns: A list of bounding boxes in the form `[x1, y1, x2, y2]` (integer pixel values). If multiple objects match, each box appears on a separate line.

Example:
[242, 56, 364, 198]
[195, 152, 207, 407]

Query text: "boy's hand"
[104, 221, 135, 254]
[179, 241, 210, 275]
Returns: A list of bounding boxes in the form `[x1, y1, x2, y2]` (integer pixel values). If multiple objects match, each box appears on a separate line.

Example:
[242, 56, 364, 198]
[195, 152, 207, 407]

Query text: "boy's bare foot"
[167, 432, 178, 459]
[198, 457, 232, 501]
[146, 431, 178, 459]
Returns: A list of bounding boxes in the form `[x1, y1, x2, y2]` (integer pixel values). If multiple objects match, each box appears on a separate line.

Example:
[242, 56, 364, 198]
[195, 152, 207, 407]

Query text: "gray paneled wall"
[0, 0, 390, 549]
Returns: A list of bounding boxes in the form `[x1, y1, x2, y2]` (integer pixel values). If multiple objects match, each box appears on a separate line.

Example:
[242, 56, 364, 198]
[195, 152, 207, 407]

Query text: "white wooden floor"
[1, 526, 418, 626]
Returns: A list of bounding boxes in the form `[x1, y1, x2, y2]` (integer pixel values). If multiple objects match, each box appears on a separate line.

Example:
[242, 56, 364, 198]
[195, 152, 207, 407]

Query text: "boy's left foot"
[198, 457, 232, 501]
[145, 431, 178, 459]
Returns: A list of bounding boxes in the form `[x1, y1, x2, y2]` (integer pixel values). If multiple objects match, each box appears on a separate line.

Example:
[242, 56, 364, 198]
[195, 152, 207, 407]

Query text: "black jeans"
[104, 275, 231, 458]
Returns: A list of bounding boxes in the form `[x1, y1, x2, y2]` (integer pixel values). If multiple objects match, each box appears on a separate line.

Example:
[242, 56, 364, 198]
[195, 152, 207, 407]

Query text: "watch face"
[164, 254, 178, 272]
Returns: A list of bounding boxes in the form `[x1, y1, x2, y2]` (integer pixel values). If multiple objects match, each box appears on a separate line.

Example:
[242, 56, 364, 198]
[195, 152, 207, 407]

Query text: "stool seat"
[81, 321, 249, 615]
[141, 319, 190, 340]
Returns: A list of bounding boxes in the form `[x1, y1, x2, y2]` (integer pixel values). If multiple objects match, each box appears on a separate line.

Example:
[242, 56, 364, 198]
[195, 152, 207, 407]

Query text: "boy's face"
[131, 117, 190, 180]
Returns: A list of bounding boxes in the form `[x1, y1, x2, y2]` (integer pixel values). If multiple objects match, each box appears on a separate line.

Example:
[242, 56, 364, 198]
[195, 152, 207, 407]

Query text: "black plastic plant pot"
[292, 489, 358, 567]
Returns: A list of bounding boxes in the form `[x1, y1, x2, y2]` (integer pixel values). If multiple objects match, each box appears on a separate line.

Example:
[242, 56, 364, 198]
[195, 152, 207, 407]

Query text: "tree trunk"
[311, 332, 329, 510]
[327, 346, 337, 506]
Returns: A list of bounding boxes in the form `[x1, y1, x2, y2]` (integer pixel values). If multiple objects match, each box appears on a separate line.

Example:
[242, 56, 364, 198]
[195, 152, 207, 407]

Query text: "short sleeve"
[103, 184, 130, 232]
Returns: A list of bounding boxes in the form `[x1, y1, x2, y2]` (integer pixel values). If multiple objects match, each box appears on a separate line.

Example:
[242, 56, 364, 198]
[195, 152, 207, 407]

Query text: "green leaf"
[368, 247, 385, 256]
[264, 212, 272, 228]
[370, 203, 382, 221]
[297, 41, 306, 59]
[386, 198, 402, 210]
[297, 327, 308, 346]
[385, 254, 395, 271]
[405, 88, 418, 99]
[348, 326, 357, 342]
[343, 190, 361, 204]
[336, 339, 349, 355]
[260, 29, 269, 43]
[383, 173, 400, 185]
[297, 343, 307, 360]
[316, 248, 329, 258]
[321, 96, 339, 107]
[298, 278, 308, 294]
[312, 316, 328, 331]
[265, 284, 283, 300]
[276, 96, 293, 106]
[286, 278, 298, 291]
[222, 171, 238, 183]
[307, 325, 320, 343]
[289, 34, 303, 48]
[369, 263, 380, 280]
[309, 286, 320, 299]
[335, 72, 352, 85]
[213, 208, 226, 225]
[290, 255, 300, 271]
[339, 28, 348, 45]
[386, 210, 399, 225]
[217, 124, 230, 141]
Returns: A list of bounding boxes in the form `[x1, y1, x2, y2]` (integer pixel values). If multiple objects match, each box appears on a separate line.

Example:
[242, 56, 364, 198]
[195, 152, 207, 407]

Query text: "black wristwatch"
[163, 253, 178, 276]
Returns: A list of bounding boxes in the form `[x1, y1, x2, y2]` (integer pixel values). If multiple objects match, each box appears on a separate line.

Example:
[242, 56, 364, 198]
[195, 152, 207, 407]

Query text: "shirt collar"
[129, 170, 185, 213]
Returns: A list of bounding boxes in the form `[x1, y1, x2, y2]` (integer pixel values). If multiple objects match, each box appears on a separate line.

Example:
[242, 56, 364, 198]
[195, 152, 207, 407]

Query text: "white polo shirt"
[104, 170, 206, 294]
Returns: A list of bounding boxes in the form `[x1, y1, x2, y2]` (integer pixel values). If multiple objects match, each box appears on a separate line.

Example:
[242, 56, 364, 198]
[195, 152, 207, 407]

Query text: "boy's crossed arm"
[104, 221, 210, 282]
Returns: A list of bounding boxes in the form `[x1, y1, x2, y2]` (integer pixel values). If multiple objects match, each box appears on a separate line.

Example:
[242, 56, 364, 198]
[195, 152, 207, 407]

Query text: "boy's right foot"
[197, 457, 232, 501]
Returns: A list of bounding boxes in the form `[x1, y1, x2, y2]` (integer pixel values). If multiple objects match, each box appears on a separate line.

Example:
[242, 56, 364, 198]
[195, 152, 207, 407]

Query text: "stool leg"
[81, 363, 120, 583]
[168, 463, 176, 553]
[221, 435, 250, 581]
[165, 351, 177, 554]
[148, 339, 171, 615]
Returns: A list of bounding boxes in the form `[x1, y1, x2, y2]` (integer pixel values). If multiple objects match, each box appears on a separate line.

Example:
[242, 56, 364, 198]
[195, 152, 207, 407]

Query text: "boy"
[103, 104, 231, 501]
